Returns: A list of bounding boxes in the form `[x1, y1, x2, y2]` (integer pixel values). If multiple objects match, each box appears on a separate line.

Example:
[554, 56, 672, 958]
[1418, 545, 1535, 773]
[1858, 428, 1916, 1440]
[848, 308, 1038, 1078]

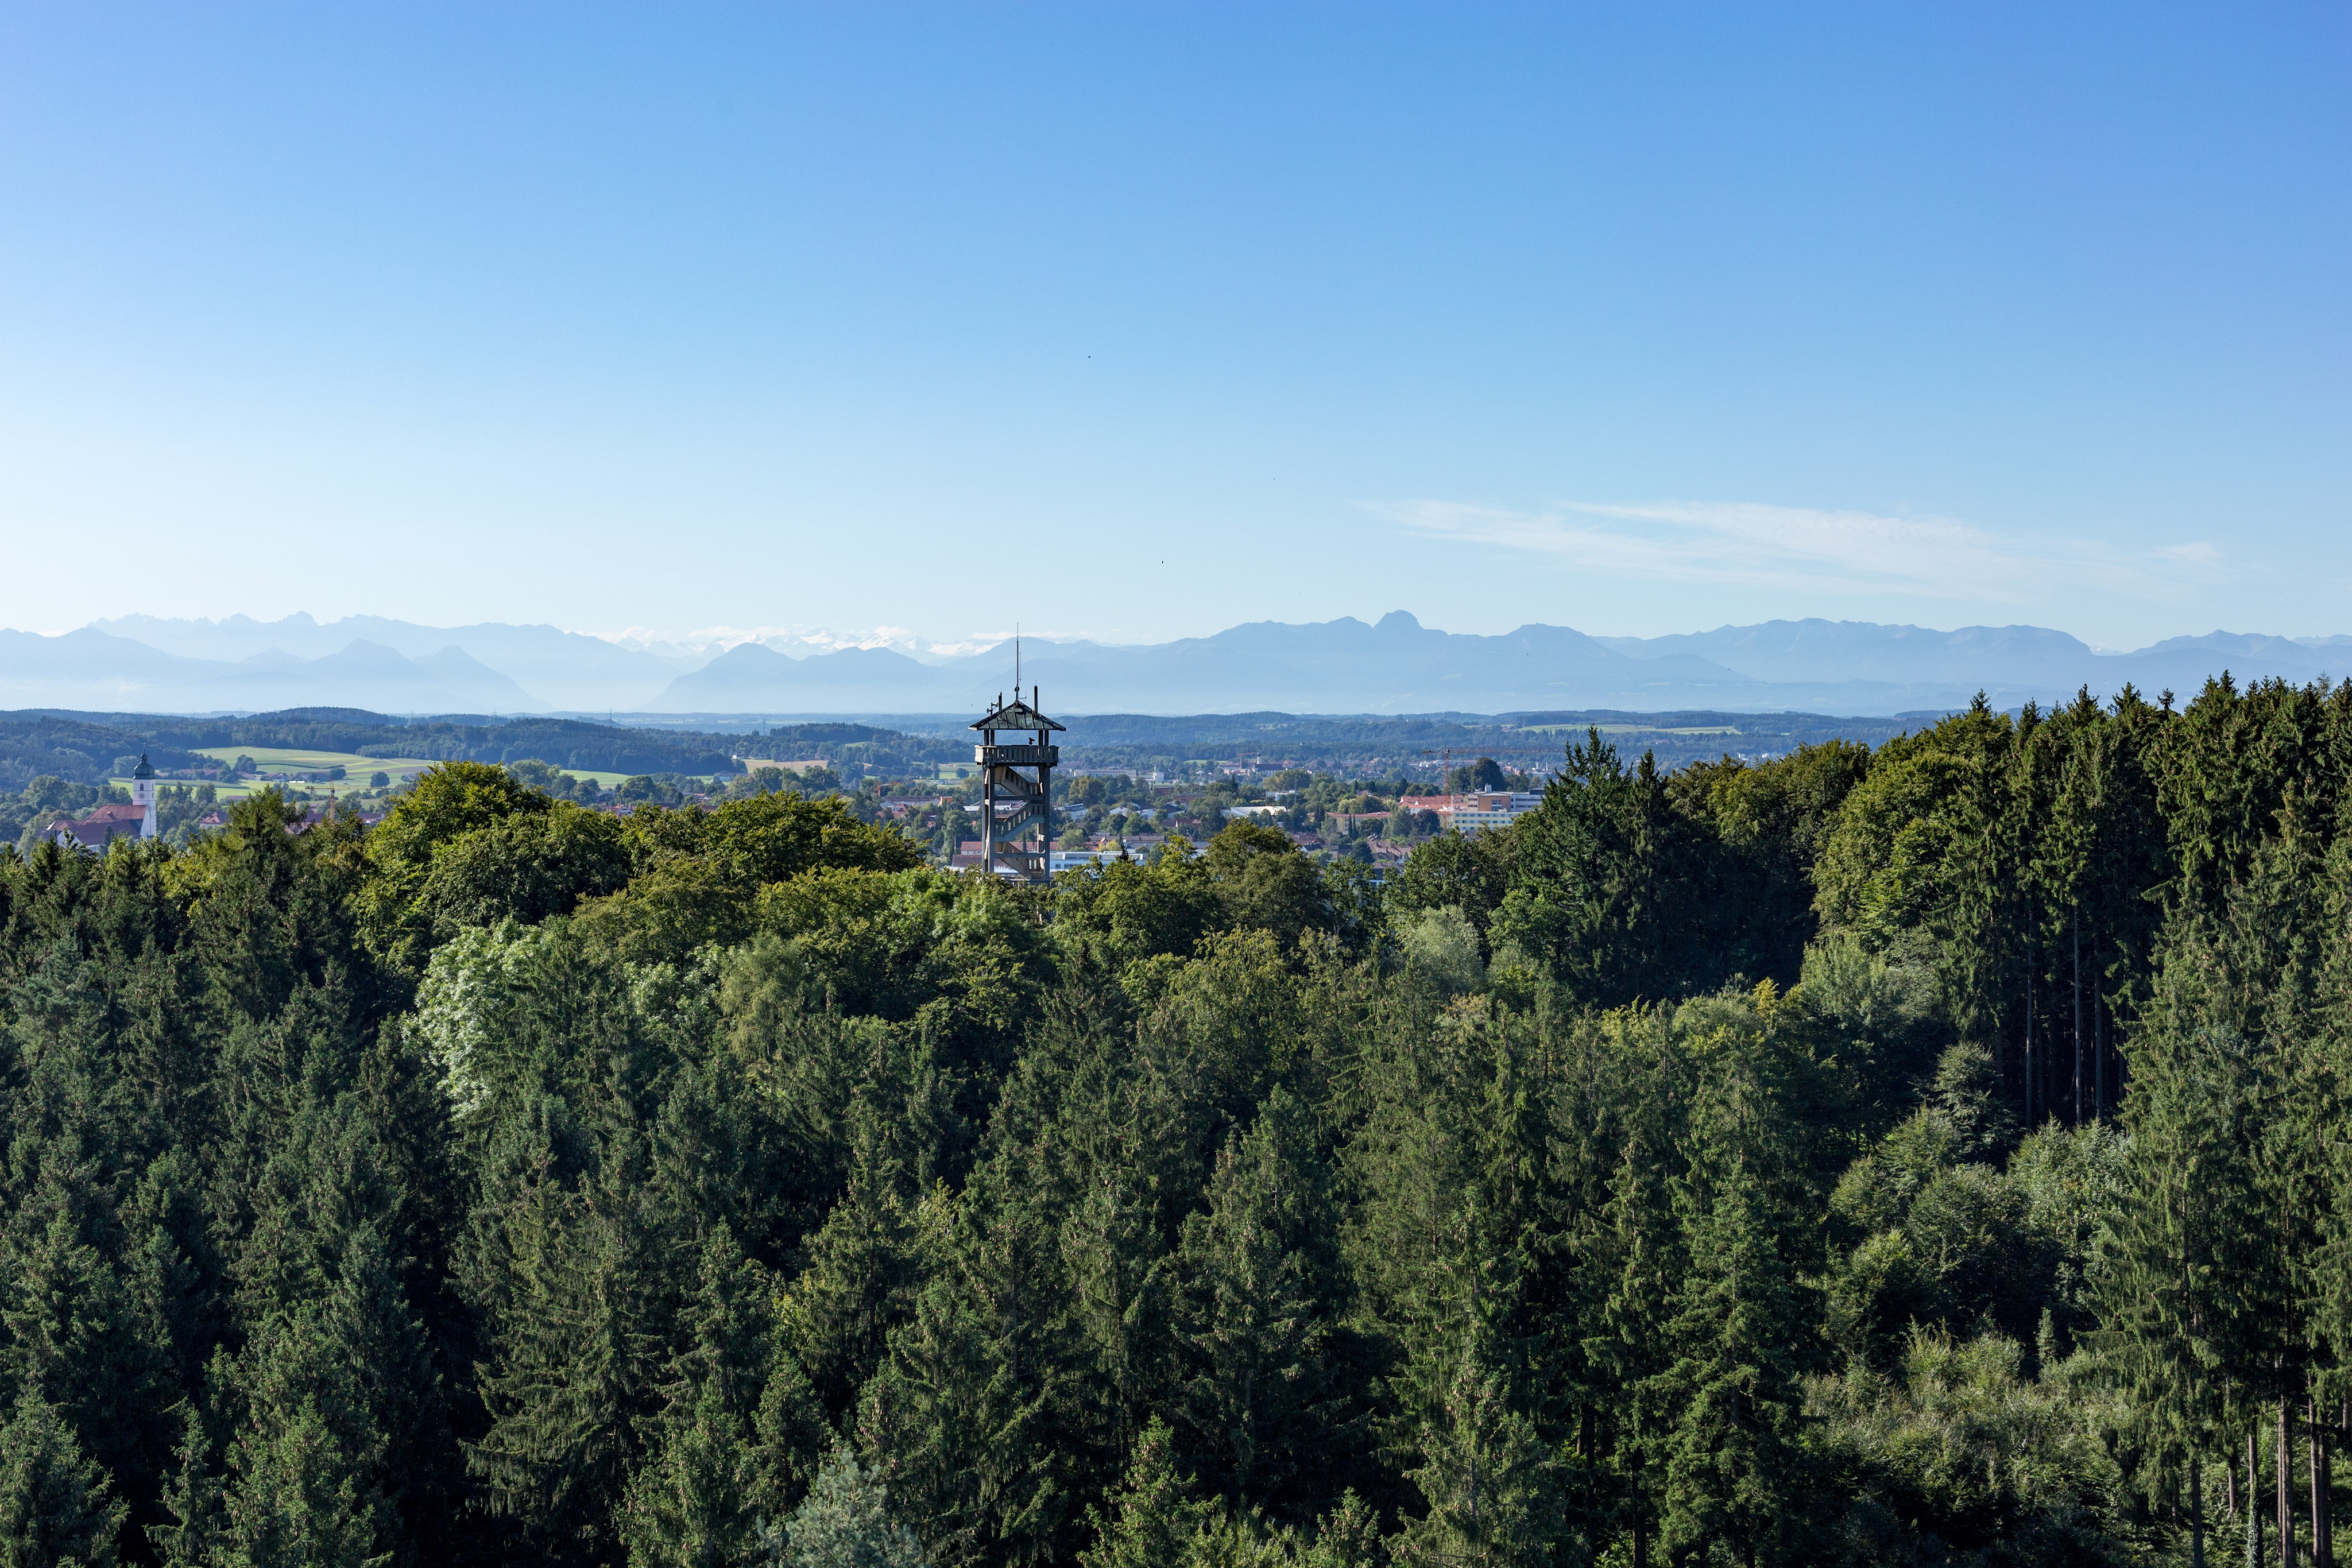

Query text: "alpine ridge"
[9, 611, 2347, 717]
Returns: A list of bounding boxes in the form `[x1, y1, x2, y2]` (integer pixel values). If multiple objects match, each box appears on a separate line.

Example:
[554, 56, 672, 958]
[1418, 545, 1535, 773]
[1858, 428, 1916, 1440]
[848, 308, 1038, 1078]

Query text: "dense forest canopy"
[3, 675, 2350, 1566]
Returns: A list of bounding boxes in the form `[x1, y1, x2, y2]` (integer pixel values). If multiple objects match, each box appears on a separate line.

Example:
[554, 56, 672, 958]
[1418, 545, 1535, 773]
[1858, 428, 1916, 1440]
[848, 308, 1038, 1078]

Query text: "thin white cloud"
[579, 624, 1089, 661]
[1376, 497, 2221, 605]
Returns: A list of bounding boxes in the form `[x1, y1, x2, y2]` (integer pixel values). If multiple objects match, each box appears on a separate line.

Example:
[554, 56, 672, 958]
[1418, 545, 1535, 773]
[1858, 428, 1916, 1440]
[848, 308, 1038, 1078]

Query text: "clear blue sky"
[3, 3, 2346, 649]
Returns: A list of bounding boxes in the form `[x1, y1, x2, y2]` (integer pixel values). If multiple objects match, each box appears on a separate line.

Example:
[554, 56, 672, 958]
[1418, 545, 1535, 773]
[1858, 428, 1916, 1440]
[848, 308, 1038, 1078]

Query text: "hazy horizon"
[42, 606, 2352, 661]
[5, 606, 2345, 724]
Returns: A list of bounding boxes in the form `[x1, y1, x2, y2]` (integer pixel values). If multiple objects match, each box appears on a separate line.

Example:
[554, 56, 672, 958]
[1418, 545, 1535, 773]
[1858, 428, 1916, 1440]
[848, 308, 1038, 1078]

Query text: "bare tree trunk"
[2074, 908, 2084, 1125]
[2314, 1393, 2332, 1568]
[1579, 1405, 1595, 1521]
[2258, 1426, 2270, 1568]
[2284, 1399, 2300, 1568]
[2095, 989, 2106, 1119]
[2196, 1455, 2207, 1568]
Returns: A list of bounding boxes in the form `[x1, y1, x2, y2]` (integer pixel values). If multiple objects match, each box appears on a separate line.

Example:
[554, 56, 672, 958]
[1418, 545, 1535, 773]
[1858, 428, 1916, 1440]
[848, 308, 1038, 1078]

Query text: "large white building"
[1396, 790, 1545, 832]
[45, 757, 160, 851]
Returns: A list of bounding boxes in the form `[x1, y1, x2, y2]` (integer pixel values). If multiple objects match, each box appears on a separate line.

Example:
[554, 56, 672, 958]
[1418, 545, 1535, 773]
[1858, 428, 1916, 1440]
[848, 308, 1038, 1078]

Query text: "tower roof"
[132, 754, 154, 780]
[970, 695, 1063, 732]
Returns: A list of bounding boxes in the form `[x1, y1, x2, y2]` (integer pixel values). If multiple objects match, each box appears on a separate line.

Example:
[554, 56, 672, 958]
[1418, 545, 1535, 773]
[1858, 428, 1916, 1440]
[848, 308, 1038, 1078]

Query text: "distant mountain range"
[1, 611, 2343, 718]
[90, 614, 693, 710]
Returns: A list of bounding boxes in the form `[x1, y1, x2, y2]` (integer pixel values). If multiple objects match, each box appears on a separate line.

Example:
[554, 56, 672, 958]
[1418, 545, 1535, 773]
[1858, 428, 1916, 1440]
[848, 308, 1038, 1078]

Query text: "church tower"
[969, 687, 1062, 882]
[131, 755, 158, 840]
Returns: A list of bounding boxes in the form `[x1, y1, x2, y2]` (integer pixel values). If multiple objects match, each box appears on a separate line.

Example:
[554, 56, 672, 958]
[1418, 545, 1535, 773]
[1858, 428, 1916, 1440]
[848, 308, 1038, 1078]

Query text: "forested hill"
[1033, 708, 1918, 776]
[0, 704, 1903, 793]
[0, 710, 966, 788]
[3, 674, 2350, 1566]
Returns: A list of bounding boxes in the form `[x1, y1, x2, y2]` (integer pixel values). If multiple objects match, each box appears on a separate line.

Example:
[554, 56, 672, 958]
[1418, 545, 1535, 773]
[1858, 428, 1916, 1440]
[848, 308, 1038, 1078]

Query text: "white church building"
[45, 756, 159, 851]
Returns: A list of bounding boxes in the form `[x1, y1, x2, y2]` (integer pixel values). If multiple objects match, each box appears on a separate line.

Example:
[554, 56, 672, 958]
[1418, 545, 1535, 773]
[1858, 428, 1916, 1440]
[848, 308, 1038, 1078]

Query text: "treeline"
[0, 711, 982, 795]
[1, 710, 745, 779]
[746, 724, 968, 781]
[0, 717, 208, 790]
[1037, 710, 1916, 780]
[0, 675, 2346, 1566]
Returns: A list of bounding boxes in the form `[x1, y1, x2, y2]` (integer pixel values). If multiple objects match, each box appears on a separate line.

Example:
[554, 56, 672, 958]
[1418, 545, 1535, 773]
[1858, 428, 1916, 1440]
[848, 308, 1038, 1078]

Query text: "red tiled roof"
[47, 812, 144, 851]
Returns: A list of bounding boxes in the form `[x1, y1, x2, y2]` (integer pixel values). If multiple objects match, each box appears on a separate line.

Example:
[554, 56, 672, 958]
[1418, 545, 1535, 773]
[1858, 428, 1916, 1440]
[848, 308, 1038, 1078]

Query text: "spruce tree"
[620, 1234, 776, 1568]
[1058, 1121, 1175, 1488]
[773, 1446, 926, 1568]
[1174, 1091, 1345, 1517]
[1491, 731, 1712, 1006]
[0, 1388, 125, 1568]
[777, 1110, 930, 1424]
[150, 1396, 223, 1568]
[468, 1151, 664, 1565]
[1389, 1309, 1559, 1568]
[1587, 1017, 1690, 1563]
[1078, 1420, 1206, 1568]
[859, 1161, 1070, 1568]
[1651, 1080, 1814, 1566]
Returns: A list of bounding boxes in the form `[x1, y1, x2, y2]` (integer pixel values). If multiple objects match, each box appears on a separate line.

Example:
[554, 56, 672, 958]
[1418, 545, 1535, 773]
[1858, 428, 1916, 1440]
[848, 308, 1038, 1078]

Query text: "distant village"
[18, 710, 1552, 873]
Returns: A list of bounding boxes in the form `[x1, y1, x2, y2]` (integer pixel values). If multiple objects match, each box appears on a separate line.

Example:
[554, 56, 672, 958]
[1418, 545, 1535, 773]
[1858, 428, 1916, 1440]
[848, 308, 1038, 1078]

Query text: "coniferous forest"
[10, 677, 2352, 1567]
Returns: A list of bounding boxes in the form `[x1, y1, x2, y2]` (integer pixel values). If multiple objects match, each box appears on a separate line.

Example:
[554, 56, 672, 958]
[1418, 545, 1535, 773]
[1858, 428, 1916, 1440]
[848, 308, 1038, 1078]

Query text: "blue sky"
[2, 3, 2346, 649]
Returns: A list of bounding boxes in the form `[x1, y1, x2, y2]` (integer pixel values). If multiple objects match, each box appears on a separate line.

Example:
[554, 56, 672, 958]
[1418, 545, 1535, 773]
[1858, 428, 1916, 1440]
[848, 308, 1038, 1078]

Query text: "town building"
[1049, 846, 1129, 874]
[42, 754, 161, 851]
[45, 803, 151, 852]
[129, 755, 159, 838]
[1397, 790, 1545, 831]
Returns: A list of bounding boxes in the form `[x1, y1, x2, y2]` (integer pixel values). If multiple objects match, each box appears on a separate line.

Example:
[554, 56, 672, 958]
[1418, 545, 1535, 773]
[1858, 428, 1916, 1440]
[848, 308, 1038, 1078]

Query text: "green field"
[115, 778, 360, 803]
[564, 769, 702, 789]
[1518, 723, 1741, 737]
[101, 747, 439, 804]
[193, 746, 437, 776]
[148, 778, 272, 800]
[537, 768, 725, 788]
[137, 750, 719, 798]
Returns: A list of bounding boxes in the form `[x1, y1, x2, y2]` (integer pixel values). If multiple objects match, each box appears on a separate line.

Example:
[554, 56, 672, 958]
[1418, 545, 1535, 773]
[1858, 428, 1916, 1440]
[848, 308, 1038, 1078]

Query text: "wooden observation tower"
[972, 684, 1063, 881]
